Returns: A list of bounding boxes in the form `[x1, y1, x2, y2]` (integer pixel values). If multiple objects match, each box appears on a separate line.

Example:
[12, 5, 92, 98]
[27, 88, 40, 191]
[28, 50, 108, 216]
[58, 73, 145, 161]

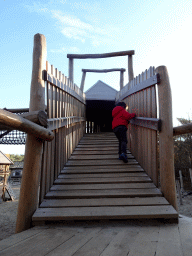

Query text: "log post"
[15, 33, 47, 233]
[155, 65, 178, 210]
[128, 55, 134, 82]
[80, 71, 86, 91]
[189, 168, 192, 187]
[69, 58, 74, 85]
[179, 170, 184, 194]
[120, 70, 124, 90]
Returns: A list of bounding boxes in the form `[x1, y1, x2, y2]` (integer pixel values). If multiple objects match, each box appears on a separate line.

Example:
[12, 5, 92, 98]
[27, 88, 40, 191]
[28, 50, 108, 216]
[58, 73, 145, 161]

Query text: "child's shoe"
[119, 153, 128, 163]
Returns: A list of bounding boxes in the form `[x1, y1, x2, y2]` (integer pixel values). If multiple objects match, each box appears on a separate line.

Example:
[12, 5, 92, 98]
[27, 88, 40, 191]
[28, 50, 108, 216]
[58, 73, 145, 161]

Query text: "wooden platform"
[33, 133, 178, 223]
[0, 216, 191, 255]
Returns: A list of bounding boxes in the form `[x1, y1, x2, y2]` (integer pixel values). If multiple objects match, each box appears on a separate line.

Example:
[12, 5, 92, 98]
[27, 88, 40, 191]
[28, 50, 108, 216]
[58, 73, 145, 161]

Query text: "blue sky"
[1, 0, 192, 154]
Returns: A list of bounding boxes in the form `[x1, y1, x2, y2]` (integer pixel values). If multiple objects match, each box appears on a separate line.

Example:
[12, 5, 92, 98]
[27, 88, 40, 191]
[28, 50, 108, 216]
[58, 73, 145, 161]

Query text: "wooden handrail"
[0, 109, 54, 141]
[67, 50, 135, 59]
[173, 123, 192, 136]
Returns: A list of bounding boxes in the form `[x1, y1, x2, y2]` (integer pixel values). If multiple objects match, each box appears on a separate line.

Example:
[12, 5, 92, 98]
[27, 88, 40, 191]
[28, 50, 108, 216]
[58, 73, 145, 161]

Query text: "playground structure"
[1, 33, 192, 241]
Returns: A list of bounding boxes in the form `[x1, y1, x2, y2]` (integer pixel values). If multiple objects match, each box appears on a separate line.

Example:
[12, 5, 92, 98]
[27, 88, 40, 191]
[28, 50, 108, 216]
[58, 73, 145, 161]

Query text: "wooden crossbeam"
[82, 68, 126, 73]
[67, 50, 135, 59]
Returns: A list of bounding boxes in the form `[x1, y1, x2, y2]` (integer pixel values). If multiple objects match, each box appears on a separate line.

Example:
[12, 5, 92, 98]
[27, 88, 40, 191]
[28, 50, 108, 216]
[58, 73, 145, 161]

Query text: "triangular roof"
[0, 151, 13, 165]
[85, 80, 118, 101]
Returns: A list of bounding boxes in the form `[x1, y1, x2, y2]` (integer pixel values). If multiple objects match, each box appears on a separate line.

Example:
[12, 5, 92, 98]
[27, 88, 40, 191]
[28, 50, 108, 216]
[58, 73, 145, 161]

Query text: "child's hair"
[116, 101, 126, 109]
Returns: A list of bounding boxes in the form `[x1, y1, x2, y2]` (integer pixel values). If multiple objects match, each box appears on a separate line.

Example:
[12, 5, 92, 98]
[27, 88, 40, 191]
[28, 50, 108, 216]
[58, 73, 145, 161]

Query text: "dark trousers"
[113, 125, 127, 154]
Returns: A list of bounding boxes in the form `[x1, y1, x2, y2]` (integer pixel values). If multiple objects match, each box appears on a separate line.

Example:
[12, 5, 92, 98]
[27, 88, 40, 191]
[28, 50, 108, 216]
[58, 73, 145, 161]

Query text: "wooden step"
[69, 155, 134, 160]
[58, 172, 148, 178]
[40, 197, 170, 208]
[62, 165, 144, 171]
[45, 188, 162, 199]
[32, 205, 178, 222]
[33, 132, 178, 224]
[55, 176, 152, 184]
[50, 183, 156, 190]
[65, 159, 138, 166]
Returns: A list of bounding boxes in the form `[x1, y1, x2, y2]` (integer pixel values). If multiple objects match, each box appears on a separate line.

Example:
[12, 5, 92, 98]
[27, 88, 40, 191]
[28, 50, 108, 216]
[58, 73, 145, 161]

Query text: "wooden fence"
[15, 33, 86, 233]
[39, 61, 86, 203]
[116, 66, 177, 209]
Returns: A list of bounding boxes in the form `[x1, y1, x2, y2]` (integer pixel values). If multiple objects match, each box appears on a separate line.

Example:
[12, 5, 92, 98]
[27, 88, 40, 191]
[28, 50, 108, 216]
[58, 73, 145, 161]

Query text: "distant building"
[10, 161, 24, 179]
[0, 151, 13, 180]
[85, 80, 118, 132]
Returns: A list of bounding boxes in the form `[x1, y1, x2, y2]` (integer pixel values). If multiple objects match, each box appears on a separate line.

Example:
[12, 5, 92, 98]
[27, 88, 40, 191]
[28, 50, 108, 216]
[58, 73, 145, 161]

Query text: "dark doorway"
[86, 100, 116, 132]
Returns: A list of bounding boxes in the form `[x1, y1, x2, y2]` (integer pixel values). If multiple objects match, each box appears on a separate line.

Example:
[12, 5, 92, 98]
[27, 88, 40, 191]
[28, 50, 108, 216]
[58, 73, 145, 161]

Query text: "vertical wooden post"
[179, 170, 184, 194]
[2, 166, 8, 201]
[80, 71, 86, 91]
[15, 33, 47, 233]
[69, 58, 74, 85]
[189, 168, 192, 187]
[120, 70, 124, 90]
[128, 55, 134, 82]
[156, 65, 178, 210]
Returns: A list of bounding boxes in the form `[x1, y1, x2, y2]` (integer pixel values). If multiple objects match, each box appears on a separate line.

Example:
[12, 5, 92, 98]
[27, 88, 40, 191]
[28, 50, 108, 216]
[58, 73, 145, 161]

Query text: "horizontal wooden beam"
[173, 123, 192, 136]
[82, 68, 126, 73]
[21, 111, 48, 127]
[0, 111, 48, 131]
[48, 116, 86, 131]
[3, 108, 29, 113]
[130, 117, 161, 131]
[67, 50, 135, 59]
[0, 109, 54, 141]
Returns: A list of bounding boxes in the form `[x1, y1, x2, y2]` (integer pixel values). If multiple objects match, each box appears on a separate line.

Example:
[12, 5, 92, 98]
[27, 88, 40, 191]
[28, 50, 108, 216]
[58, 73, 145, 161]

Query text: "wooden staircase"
[32, 133, 178, 223]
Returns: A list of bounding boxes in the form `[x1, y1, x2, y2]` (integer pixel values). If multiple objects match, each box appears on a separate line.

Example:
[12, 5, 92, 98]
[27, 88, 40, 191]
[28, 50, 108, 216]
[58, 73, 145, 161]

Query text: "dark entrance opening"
[86, 100, 116, 132]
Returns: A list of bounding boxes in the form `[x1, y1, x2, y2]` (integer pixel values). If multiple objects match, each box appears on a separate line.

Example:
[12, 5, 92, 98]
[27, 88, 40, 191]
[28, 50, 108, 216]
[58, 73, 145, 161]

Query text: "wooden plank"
[44, 227, 102, 256]
[156, 225, 183, 256]
[76, 145, 119, 149]
[40, 197, 169, 208]
[58, 172, 148, 178]
[69, 154, 134, 160]
[72, 150, 122, 155]
[178, 216, 192, 256]
[128, 226, 159, 256]
[61, 166, 144, 173]
[45, 188, 162, 199]
[0, 227, 47, 252]
[0, 228, 78, 256]
[54, 176, 151, 184]
[50, 183, 156, 191]
[65, 159, 138, 166]
[32, 205, 178, 221]
[100, 228, 138, 256]
[71, 227, 120, 256]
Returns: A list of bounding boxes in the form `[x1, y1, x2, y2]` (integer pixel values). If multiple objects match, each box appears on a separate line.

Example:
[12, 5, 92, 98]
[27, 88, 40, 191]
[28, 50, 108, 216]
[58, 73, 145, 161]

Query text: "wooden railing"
[116, 66, 177, 210]
[13, 34, 86, 233]
[39, 61, 86, 203]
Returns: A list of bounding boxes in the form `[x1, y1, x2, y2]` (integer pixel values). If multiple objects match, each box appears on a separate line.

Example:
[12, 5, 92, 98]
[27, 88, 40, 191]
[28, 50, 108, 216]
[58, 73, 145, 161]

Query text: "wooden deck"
[0, 216, 191, 255]
[33, 133, 178, 223]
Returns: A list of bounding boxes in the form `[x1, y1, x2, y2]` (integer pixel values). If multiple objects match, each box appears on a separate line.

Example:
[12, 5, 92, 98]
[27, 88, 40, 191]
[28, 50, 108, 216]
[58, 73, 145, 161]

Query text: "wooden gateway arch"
[80, 68, 126, 91]
[1, 33, 192, 255]
[67, 50, 135, 91]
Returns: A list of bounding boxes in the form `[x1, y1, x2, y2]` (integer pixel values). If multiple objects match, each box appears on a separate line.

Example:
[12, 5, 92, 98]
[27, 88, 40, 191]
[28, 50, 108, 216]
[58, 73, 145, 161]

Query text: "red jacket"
[112, 106, 136, 129]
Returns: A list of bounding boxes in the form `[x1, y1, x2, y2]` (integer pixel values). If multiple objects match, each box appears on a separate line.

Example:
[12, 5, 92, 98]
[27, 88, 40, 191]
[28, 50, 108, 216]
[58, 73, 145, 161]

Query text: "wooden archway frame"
[80, 68, 126, 91]
[67, 50, 135, 91]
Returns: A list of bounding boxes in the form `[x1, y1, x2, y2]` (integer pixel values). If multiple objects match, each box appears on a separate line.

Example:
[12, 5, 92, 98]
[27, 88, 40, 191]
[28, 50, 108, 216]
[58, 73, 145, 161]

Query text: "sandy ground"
[0, 181, 192, 242]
